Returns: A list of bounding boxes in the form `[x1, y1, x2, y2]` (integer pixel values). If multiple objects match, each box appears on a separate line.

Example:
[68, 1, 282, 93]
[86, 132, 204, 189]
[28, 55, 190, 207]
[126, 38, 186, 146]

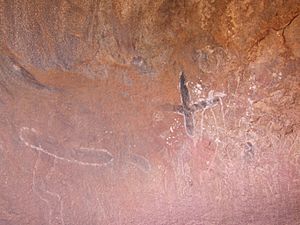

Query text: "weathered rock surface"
[0, 0, 300, 224]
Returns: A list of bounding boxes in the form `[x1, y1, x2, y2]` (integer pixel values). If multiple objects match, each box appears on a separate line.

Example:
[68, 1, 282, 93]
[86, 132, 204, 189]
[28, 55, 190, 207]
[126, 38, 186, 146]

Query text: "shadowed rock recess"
[0, 1, 300, 224]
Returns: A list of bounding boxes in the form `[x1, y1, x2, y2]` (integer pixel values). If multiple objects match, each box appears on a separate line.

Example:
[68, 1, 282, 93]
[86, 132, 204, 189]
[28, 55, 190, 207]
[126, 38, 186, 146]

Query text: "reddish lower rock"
[0, 1, 300, 225]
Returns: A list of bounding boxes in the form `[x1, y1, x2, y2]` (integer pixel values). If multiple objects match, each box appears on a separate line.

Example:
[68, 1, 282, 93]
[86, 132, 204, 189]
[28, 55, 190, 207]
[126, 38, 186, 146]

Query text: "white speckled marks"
[162, 72, 226, 138]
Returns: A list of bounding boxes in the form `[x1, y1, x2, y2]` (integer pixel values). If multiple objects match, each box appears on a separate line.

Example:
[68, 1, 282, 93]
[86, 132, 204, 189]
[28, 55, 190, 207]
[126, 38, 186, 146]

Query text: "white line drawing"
[32, 153, 65, 225]
[19, 127, 114, 167]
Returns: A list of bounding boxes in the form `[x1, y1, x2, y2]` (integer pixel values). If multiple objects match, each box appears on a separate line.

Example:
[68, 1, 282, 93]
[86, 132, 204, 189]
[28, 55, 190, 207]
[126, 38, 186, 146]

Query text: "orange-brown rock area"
[1, 1, 300, 225]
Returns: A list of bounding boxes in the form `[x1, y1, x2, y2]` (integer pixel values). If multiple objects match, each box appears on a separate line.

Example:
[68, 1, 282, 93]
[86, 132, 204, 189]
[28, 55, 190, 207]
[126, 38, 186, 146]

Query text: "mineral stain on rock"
[243, 141, 254, 161]
[127, 153, 151, 173]
[131, 56, 154, 75]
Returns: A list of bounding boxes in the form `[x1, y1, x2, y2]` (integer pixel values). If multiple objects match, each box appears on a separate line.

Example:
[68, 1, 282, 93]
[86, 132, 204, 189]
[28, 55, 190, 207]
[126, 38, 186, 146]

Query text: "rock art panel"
[0, 1, 300, 225]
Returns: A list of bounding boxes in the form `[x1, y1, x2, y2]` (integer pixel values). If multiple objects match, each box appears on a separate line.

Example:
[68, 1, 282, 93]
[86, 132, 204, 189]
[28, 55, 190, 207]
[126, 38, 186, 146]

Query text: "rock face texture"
[1, 1, 300, 224]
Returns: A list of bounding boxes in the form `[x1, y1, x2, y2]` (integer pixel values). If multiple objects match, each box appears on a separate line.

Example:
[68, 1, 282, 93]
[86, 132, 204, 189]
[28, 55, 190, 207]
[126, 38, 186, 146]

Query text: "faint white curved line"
[19, 127, 113, 167]
[79, 146, 112, 155]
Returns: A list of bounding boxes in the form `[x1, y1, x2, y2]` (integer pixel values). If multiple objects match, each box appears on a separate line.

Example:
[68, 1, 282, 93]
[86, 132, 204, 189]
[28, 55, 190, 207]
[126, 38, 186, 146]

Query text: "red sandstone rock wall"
[0, 0, 300, 224]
